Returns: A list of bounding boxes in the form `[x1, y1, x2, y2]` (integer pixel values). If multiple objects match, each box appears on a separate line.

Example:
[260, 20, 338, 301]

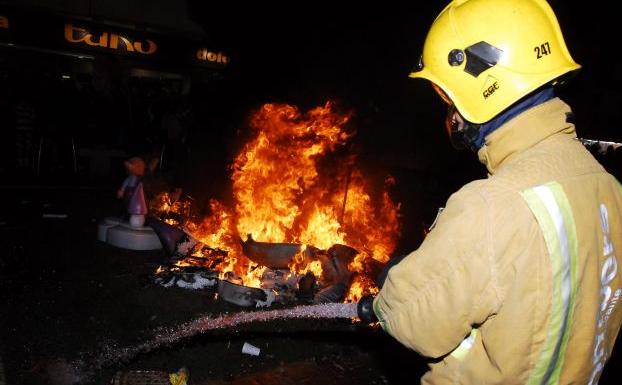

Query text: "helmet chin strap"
[446, 105, 482, 152]
[445, 87, 556, 152]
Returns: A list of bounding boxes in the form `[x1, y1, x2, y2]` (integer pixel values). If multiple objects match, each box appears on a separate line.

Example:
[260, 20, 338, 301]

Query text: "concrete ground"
[0, 187, 427, 385]
[0, 186, 620, 385]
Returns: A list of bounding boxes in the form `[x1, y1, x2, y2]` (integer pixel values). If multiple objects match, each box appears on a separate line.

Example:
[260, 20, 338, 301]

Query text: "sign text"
[64, 23, 157, 55]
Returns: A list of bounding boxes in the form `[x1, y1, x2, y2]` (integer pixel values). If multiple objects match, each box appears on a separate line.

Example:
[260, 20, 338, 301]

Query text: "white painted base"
[98, 217, 162, 251]
[97, 217, 122, 242]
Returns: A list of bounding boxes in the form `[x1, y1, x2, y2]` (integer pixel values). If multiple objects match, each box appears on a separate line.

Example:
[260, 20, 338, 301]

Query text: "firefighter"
[370, 0, 622, 383]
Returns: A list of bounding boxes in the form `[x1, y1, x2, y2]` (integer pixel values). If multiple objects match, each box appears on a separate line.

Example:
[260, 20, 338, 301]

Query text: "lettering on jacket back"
[588, 203, 621, 385]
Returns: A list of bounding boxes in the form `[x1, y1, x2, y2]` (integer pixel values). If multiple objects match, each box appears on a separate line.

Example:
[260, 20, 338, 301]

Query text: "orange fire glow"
[156, 102, 401, 303]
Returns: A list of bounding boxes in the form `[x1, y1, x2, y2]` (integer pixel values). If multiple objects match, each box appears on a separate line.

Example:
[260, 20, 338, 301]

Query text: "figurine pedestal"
[98, 217, 162, 251]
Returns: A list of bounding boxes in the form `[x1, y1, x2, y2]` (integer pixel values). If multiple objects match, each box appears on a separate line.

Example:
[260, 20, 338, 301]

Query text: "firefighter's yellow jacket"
[374, 98, 622, 384]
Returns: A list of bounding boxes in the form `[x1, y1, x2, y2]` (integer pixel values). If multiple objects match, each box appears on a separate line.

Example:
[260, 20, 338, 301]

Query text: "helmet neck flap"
[448, 87, 556, 152]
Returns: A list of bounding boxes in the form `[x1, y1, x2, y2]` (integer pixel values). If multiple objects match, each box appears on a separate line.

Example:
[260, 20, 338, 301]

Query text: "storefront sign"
[196, 49, 228, 65]
[0, 6, 228, 70]
[64, 24, 157, 55]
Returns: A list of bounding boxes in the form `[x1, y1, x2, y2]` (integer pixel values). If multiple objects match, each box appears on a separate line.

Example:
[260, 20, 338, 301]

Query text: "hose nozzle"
[357, 295, 378, 324]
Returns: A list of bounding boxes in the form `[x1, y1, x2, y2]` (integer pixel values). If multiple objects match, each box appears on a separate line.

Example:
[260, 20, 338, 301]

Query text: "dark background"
[1, 1, 619, 183]
[2, 0, 619, 247]
[0, 1, 621, 384]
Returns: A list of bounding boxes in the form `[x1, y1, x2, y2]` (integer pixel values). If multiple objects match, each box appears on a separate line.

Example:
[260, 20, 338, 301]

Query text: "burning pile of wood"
[149, 216, 385, 307]
[148, 102, 400, 306]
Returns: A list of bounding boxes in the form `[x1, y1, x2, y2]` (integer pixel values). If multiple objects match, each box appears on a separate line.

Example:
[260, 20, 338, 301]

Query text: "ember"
[152, 102, 401, 303]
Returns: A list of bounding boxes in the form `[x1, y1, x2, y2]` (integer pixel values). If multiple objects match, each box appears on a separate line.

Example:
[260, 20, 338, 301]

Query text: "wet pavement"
[0, 186, 426, 385]
[0, 186, 620, 384]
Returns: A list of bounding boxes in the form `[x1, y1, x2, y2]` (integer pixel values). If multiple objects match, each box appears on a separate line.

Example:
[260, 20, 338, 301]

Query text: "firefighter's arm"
[374, 186, 500, 358]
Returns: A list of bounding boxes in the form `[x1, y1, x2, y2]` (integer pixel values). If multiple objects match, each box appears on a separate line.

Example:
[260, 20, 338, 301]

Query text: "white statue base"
[97, 217, 162, 251]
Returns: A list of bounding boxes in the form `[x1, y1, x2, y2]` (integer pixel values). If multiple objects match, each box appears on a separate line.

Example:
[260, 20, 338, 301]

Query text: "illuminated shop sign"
[196, 48, 228, 65]
[0, 6, 229, 70]
[64, 24, 157, 55]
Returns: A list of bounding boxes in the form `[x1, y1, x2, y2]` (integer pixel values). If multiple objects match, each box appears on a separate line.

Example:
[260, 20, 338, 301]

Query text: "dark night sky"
[5, 0, 618, 170]
[188, 1, 620, 136]
[0, 0, 618, 261]
[190, 2, 615, 101]
[2, 4, 622, 382]
[2, 0, 619, 243]
[186, 1, 620, 175]
[181, 1, 621, 247]
[4, 0, 618, 150]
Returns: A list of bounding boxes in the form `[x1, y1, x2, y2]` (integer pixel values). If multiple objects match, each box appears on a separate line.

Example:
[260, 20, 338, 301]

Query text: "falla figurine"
[117, 156, 148, 227]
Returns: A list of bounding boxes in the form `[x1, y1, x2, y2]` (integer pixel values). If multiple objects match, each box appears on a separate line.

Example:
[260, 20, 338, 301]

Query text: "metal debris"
[146, 216, 199, 261]
[153, 268, 218, 290]
[327, 244, 358, 263]
[241, 234, 303, 268]
[217, 279, 275, 307]
[296, 272, 317, 303]
[313, 283, 348, 304]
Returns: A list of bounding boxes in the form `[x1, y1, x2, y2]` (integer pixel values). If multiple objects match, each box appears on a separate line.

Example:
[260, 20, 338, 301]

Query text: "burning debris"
[217, 280, 275, 307]
[152, 267, 218, 290]
[146, 216, 202, 263]
[148, 102, 401, 307]
[241, 235, 308, 269]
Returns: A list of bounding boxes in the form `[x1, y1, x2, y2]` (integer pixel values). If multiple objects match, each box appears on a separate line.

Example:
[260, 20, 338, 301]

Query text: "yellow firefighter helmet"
[410, 0, 580, 124]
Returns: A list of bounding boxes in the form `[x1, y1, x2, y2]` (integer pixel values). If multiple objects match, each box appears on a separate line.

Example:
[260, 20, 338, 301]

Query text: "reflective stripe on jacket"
[374, 98, 622, 384]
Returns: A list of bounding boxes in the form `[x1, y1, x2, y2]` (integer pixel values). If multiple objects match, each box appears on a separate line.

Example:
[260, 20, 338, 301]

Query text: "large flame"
[233, 103, 353, 243]
[159, 102, 401, 302]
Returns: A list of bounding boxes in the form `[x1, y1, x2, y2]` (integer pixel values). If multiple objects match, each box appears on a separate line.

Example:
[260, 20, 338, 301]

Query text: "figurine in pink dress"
[117, 157, 148, 227]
